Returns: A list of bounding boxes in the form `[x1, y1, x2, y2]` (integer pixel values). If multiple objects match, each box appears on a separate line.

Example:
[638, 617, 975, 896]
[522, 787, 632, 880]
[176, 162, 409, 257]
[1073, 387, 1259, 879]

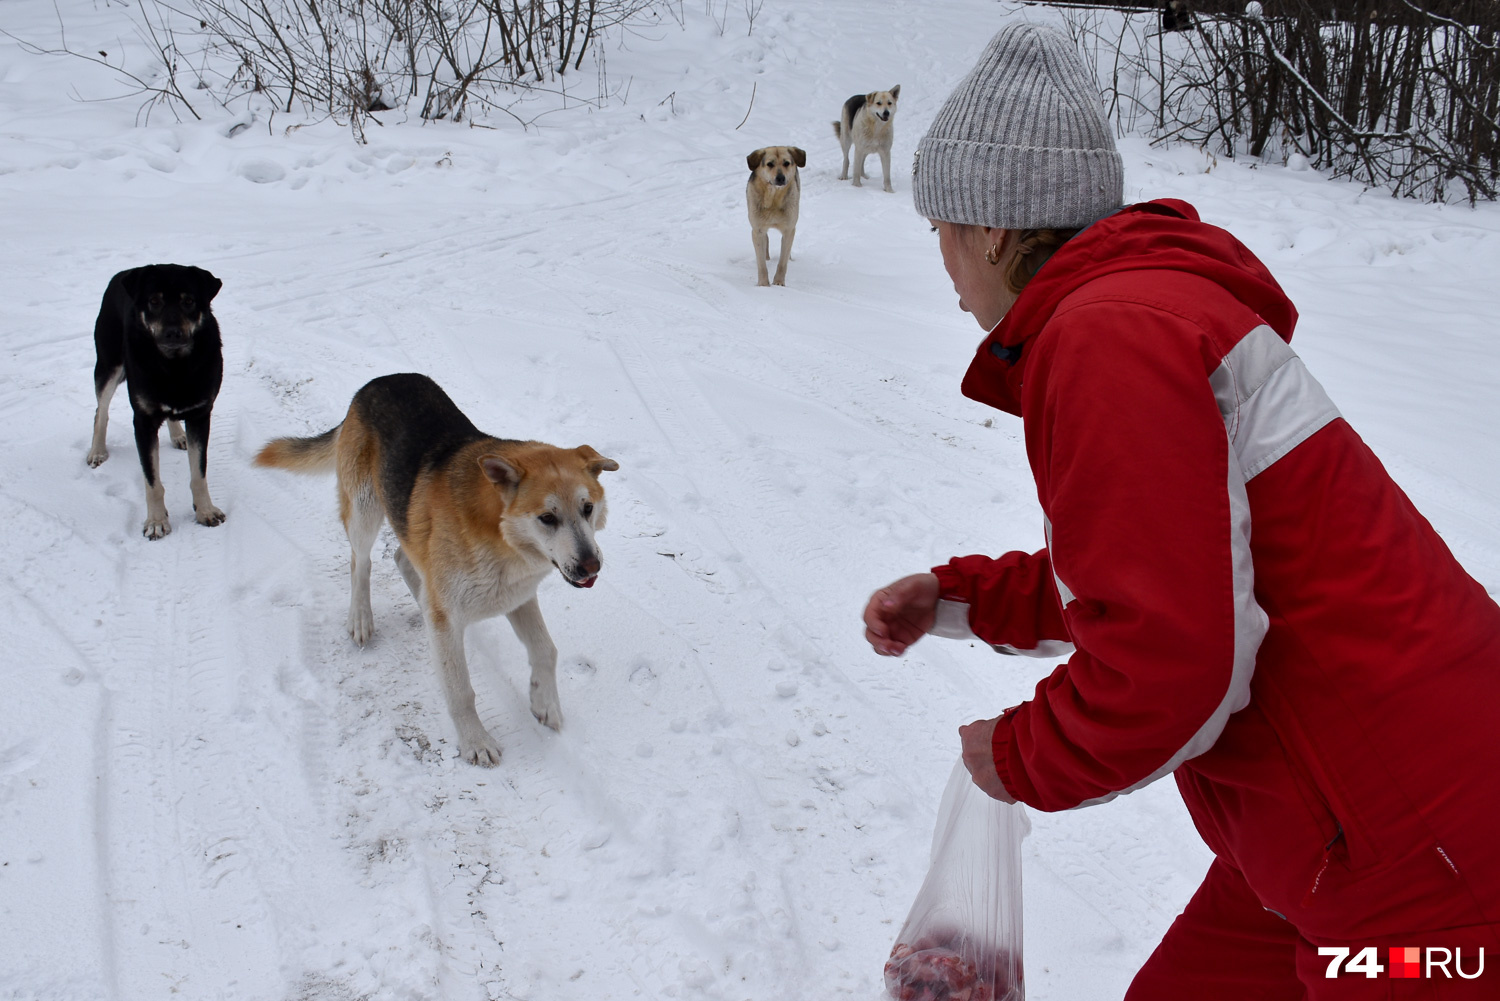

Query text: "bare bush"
[0, 1, 206, 124]
[1059, 0, 1500, 202]
[6, 0, 664, 135]
[186, 0, 656, 126]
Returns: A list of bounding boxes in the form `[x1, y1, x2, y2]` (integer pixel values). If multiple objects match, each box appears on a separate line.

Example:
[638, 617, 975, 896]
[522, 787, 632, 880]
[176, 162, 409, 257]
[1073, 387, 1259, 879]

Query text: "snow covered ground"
[3, 1, 1500, 999]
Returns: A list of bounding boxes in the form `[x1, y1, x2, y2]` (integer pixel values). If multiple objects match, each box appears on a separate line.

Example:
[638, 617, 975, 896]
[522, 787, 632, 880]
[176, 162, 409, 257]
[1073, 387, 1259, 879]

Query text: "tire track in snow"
[86, 532, 286, 999]
[0, 569, 120, 999]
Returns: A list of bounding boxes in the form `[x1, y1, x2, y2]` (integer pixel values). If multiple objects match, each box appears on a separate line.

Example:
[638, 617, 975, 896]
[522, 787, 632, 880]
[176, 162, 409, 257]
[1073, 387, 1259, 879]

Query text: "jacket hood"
[960, 199, 1299, 414]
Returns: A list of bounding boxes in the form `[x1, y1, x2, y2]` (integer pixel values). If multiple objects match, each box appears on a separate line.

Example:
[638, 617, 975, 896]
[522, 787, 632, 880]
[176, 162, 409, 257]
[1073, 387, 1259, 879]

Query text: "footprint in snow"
[238, 159, 287, 184]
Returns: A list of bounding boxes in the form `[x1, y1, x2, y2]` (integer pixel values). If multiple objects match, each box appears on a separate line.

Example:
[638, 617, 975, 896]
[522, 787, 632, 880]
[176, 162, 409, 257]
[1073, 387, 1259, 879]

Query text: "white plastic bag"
[884, 758, 1029, 1001]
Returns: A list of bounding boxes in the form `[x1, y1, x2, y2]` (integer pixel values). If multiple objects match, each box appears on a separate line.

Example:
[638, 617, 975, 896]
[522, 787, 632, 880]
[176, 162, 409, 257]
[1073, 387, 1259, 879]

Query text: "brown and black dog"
[255, 373, 617, 766]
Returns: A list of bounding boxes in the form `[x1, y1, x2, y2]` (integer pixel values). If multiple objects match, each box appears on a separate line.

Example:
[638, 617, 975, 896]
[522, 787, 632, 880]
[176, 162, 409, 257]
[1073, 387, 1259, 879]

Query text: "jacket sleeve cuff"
[931, 563, 969, 601]
[990, 708, 1036, 807]
[929, 599, 977, 639]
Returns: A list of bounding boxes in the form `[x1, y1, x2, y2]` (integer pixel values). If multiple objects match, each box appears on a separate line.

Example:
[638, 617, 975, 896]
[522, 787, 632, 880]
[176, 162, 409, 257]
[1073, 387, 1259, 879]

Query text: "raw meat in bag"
[885, 758, 1028, 1001]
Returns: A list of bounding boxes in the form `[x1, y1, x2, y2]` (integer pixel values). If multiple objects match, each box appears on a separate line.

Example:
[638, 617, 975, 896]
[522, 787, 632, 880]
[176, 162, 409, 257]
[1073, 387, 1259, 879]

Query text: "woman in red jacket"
[865, 22, 1500, 999]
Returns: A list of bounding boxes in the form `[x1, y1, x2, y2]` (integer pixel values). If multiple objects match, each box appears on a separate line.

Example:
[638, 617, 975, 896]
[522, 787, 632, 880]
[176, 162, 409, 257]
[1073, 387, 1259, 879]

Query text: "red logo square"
[1390, 947, 1422, 979]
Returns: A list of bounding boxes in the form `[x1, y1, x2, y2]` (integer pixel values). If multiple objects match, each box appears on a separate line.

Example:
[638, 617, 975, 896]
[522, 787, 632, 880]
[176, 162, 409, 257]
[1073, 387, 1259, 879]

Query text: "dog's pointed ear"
[790, 147, 807, 168]
[866, 91, 879, 104]
[120, 266, 148, 301]
[746, 148, 765, 173]
[479, 453, 523, 490]
[575, 445, 619, 477]
[890, 84, 901, 100]
[190, 267, 223, 303]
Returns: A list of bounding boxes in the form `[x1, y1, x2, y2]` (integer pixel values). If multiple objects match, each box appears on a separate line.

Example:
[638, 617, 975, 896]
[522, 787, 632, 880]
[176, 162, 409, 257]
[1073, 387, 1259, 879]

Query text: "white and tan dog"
[746, 145, 805, 287]
[833, 85, 901, 192]
[255, 373, 617, 766]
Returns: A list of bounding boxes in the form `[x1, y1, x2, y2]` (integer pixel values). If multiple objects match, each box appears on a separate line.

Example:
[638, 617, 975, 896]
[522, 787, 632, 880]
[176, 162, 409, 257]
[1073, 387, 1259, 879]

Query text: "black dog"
[1162, 0, 1193, 31]
[87, 264, 226, 539]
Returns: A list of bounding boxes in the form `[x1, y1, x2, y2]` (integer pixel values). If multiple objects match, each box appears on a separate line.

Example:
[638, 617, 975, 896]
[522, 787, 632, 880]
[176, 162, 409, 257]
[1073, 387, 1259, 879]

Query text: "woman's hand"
[960, 717, 1017, 803]
[863, 573, 941, 656]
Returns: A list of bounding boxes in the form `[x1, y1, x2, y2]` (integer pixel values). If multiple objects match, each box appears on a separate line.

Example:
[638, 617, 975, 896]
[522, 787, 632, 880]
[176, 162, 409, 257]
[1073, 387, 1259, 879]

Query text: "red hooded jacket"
[932, 199, 1500, 942]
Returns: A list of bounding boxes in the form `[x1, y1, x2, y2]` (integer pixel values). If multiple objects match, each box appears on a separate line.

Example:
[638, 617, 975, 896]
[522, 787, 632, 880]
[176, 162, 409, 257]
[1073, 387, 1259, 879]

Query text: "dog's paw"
[757, 277, 770, 287]
[531, 690, 564, 731]
[86, 448, 108, 468]
[459, 730, 503, 767]
[143, 515, 172, 540]
[884, 184, 895, 193]
[347, 604, 374, 646]
[194, 503, 226, 527]
[170, 432, 188, 450]
[852, 176, 863, 187]
[773, 277, 786, 287]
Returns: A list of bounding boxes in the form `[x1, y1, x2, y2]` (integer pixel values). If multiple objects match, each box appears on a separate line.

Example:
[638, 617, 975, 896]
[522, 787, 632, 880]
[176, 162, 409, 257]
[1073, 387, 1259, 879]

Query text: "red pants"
[1125, 859, 1496, 1000]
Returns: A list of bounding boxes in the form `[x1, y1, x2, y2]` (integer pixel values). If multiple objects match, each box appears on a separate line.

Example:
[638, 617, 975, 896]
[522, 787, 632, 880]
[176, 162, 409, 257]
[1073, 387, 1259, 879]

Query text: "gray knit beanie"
[912, 22, 1124, 230]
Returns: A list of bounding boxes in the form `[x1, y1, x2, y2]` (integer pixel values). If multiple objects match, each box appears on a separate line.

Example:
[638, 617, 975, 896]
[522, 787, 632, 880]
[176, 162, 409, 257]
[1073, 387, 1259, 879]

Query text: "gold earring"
[984, 243, 1004, 265]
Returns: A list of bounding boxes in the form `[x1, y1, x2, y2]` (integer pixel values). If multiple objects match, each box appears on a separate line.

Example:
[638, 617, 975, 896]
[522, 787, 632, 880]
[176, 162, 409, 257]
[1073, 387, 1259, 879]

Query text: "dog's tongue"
[567, 574, 597, 589]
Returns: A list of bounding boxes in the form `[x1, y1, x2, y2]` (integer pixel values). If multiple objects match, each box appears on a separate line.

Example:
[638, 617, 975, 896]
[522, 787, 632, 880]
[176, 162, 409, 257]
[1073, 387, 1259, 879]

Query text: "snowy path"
[4, 1, 1500, 999]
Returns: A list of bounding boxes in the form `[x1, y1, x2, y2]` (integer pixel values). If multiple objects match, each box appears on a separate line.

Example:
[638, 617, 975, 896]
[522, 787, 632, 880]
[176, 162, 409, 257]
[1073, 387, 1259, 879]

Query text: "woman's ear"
[983, 227, 1013, 250]
[979, 227, 1017, 265]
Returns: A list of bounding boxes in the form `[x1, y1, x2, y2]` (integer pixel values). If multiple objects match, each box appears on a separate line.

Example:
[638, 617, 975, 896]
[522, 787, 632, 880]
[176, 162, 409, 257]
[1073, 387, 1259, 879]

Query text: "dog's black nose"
[775, 174, 786, 185]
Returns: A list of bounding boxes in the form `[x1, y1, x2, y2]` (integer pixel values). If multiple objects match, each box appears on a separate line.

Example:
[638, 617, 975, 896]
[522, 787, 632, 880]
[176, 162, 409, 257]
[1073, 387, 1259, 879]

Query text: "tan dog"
[746, 145, 805, 287]
[833, 85, 900, 192]
[254, 373, 617, 766]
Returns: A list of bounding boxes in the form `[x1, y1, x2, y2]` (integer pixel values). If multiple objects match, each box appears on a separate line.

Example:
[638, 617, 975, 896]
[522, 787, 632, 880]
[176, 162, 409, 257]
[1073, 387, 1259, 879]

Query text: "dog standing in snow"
[746, 145, 805, 287]
[87, 264, 227, 540]
[834, 85, 901, 192]
[254, 373, 618, 766]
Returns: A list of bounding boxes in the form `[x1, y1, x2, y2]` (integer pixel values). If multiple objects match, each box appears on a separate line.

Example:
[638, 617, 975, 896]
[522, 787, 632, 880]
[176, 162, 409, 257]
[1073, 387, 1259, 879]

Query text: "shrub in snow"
[20, 0, 662, 135]
[1062, 0, 1500, 203]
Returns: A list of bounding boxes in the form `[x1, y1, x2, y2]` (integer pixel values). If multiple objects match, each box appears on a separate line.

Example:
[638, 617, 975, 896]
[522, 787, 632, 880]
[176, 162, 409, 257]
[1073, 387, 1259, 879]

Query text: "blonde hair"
[1003, 228, 1080, 295]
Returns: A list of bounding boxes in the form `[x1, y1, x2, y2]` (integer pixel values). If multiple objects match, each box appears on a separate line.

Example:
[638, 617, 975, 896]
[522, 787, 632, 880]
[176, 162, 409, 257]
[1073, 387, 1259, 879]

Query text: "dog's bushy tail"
[254, 424, 341, 474]
[832, 120, 842, 139]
